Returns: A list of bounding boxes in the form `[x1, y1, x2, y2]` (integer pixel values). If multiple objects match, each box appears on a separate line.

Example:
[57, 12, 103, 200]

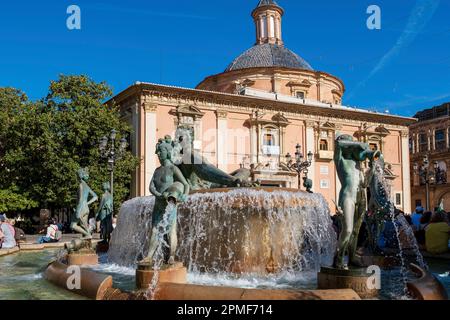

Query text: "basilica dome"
[196, 0, 345, 105]
[225, 43, 313, 72]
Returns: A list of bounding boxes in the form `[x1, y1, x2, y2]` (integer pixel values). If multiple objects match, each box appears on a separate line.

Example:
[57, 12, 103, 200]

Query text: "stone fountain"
[41, 130, 448, 300]
[108, 130, 337, 293]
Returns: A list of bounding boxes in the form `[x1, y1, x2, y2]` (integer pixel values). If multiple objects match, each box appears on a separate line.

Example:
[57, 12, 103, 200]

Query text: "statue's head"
[164, 135, 173, 145]
[78, 168, 89, 181]
[156, 140, 173, 164]
[336, 134, 353, 142]
[102, 181, 111, 192]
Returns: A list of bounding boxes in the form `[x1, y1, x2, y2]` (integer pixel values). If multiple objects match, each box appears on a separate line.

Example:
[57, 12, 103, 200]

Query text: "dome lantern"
[252, 0, 284, 46]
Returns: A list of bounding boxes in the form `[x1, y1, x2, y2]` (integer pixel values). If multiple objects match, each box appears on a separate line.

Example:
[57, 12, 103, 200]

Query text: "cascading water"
[108, 188, 337, 289]
[372, 159, 427, 299]
[145, 202, 177, 299]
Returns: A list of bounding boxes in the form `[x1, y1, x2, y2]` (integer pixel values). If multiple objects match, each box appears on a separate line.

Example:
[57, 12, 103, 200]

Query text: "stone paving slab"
[0, 247, 20, 257]
[0, 234, 102, 256]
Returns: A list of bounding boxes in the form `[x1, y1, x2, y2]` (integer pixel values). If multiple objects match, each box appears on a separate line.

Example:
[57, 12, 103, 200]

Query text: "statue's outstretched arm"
[75, 186, 83, 219]
[95, 195, 105, 219]
[150, 178, 162, 198]
[87, 188, 98, 206]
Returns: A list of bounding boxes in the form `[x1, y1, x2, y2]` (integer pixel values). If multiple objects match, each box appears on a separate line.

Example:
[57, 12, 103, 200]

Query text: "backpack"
[54, 230, 63, 241]
[51, 225, 63, 241]
[14, 227, 26, 241]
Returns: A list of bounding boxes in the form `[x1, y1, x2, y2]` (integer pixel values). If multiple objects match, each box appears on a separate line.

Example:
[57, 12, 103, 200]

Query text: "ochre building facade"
[109, 1, 416, 214]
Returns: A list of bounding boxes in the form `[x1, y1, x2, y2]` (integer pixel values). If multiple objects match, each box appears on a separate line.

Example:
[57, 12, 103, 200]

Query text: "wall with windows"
[410, 111, 450, 211]
[197, 68, 345, 105]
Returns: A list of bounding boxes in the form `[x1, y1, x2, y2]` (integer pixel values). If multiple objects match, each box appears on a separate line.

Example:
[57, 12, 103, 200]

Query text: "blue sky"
[0, 0, 449, 117]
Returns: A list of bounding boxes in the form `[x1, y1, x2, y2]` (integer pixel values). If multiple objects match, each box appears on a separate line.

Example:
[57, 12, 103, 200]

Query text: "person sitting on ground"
[0, 215, 17, 249]
[8, 218, 26, 243]
[425, 212, 450, 255]
[37, 219, 62, 244]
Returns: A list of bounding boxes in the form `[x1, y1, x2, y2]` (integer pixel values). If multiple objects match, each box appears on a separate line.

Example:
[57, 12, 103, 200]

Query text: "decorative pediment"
[246, 112, 290, 127]
[286, 80, 313, 88]
[321, 121, 336, 130]
[354, 123, 391, 139]
[170, 104, 205, 120]
[241, 79, 256, 87]
[331, 89, 343, 98]
[375, 125, 391, 135]
[271, 113, 290, 125]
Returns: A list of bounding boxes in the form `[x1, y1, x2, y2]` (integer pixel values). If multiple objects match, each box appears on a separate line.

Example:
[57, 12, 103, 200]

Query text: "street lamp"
[99, 129, 128, 211]
[286, 144, 313, 191]
[414, 155, 436, 211]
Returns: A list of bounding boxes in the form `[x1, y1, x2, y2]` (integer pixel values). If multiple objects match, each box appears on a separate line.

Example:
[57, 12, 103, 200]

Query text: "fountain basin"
[109, 188, 337, 276]
[44, 261, 112, 300]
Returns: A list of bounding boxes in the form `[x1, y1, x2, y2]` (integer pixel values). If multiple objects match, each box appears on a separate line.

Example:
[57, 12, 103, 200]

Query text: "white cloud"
[348, 0, 440, 100]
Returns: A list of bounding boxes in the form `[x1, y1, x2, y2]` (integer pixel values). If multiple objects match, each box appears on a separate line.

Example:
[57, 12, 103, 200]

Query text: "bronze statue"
[71, 168, 98, 239]
[173, 128, 243, 190]
[96, 181, 113, 244]
[141, 139, 190, 266]
[334, 135, 379, 269]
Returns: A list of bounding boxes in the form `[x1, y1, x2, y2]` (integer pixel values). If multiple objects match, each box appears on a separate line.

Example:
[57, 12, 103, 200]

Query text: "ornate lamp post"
[286, 144, 313, 191]
[433, 161, 447, 185]
[414, 155, 435, 211]
[99, 129, 128, 211]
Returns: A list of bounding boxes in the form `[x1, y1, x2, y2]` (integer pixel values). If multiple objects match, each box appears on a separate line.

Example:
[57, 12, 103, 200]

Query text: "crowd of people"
[411, 206, 450, 255]
[331, 205, 450, 256]
[0, 213, 119, 250]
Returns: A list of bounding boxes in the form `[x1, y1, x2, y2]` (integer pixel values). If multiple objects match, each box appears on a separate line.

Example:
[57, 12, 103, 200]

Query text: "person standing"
[411, 206, 424, 232]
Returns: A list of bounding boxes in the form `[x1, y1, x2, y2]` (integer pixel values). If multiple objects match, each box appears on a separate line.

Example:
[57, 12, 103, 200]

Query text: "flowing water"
[0, 250, 86, 300]
[372, 160, 427, 299]
[108, 188, 337, 289]
[145, 202, 177, 299]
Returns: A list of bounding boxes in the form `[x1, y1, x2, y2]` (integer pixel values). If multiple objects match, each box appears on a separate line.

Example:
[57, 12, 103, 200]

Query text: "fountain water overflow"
[109, 188, 337, 280]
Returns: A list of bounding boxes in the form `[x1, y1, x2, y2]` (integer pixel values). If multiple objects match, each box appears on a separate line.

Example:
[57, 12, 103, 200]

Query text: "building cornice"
[107, 82, 416, 127]
[409, 115, 450, 129]
[196, 67, 346, 93]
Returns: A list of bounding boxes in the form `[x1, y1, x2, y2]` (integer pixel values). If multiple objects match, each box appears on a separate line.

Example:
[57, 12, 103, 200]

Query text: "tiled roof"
[225, 44, 313, 72]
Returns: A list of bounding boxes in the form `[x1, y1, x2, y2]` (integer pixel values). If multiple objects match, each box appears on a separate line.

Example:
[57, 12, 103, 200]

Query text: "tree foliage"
[0, 75, 139, 215]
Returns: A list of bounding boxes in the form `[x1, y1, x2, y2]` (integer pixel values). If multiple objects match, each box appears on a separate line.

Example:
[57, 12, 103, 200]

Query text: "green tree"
[0, 88, 41, 213]
[0, 75, 139, 215]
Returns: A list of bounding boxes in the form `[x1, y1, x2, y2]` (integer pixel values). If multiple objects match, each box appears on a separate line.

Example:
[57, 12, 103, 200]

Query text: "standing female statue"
[96, 181, 113, 244]
[71, 168, 98, 239]
[141, 138, 190, 266]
